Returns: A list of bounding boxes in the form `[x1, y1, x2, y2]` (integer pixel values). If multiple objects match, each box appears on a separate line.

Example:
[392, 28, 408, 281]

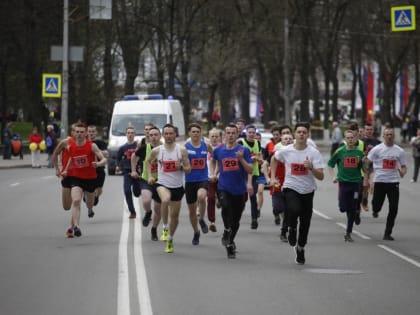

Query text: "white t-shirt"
[274, 144, 325, 194]
[367, 143, 406, 183]
[157, 144, 184, 188]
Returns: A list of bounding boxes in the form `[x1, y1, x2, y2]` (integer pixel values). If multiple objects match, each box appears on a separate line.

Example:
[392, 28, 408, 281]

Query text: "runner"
[328, 130, 365, 242]
[238, 124, 262, 229]
[271, 122, 325, 264]
[365, 127, 407, 240]
[131, 126, 162, 241]
[210, 123, 253, 259]
[360, 123, 381, 211]
[206, 128, 223, 232]
[116, 126, 141, 219]
[184, 123, 213, 245]
[66, 122, 107, 237]
[270, 133, 294, 241]
[87, 125, 109, 211]
[146, 124, 191, 253]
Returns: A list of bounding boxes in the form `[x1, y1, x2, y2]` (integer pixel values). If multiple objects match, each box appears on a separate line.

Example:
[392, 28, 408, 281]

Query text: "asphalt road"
[1, 152, 420, 315]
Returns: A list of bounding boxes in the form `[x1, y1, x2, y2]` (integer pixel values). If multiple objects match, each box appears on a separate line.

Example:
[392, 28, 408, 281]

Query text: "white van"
[107, 94, 185, 175]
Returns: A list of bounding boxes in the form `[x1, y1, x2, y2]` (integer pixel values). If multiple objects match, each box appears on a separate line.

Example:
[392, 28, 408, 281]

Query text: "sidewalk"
[0, 154, 49, 170]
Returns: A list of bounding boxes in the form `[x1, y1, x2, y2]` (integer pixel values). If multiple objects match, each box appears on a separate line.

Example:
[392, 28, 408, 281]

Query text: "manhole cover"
[304, 268, 364, 275]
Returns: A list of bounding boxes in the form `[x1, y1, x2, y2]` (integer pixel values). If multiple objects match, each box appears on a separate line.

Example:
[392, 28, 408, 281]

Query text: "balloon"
[39, 140, 46, 151]
[29, 142, 38, 151]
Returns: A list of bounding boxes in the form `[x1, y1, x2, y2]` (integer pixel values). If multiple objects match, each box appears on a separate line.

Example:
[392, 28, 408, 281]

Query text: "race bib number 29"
[222, 158, 239, 171]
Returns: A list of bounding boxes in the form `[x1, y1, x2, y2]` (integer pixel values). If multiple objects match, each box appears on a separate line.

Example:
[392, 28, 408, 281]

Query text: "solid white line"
[10, 182, 20, 187]
[118, 206, 130, 315]
[378, 245, 420, 269]
[134, 214, 154, 315]
[313, 208, 332, 220]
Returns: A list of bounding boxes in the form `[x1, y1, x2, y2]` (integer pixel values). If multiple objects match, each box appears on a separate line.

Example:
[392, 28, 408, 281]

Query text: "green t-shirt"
[328, 145, 364, 183]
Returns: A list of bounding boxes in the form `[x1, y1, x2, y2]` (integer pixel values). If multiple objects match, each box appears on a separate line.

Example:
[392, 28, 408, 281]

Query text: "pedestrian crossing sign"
[42, 73, 61, 98]
[391, 6, 416, 32]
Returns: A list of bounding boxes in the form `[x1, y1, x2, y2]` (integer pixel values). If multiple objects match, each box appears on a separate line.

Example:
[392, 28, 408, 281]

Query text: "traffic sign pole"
[61, 0, 69, 138]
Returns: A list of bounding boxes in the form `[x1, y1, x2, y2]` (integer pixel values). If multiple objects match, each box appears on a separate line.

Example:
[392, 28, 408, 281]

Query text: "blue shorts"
[257, 175, 266, 185]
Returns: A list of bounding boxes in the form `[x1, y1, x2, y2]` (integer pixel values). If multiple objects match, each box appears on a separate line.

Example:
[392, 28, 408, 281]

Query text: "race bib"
[73, 155, 89, 168]
[125, 148, 136, 160]
[221, 157, 240, 171]
[191, 157, 206, 170]
[343, 157, 359, 168]
[290, 163, 308, 176]
[382, 159, 396, 170]
[162, 160, 177, 172]
[150, 161, 158, 173]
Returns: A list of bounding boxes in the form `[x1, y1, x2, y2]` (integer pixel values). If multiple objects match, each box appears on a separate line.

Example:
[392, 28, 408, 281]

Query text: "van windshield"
[111, 114, 167, 136]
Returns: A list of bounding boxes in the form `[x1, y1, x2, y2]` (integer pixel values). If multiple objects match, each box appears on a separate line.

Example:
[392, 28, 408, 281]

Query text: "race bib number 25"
[290, 163, 308, 176]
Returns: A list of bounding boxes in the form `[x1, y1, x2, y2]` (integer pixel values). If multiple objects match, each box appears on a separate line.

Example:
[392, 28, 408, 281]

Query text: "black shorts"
[71, 177, 97, 193]
[140, 178, 160, 202]
[95, 168, 106, 188]
[185, 181, 209, 204]
[156, 184, 185, 202]
[61, 176, 74, 188]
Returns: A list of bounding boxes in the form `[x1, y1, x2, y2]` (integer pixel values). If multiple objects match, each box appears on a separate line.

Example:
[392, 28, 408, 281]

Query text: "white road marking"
[10, 183, 20, 187]
[313, 208, 331, 220]
[134, 212, 153, 315]
[335, 222, 371, 240]
[378, 245, 420, 269]
[118, 204, 130, 315]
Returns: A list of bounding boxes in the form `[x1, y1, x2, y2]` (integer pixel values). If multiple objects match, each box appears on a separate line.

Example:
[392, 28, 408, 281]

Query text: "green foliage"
[12, 122, 35, 142]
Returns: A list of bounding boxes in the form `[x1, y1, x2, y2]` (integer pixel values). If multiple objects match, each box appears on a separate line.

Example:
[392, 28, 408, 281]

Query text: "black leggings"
[283, 188, 314, 247]
[372, 182, 399, 235]
[218, 190, 246, 243]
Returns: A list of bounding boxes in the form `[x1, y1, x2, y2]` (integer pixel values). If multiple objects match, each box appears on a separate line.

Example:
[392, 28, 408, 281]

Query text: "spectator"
[45, 124, 58, 168]
[410, 127, 420, 183]
[29, 126, 43, 168]
[330, 121, 343, 157]
[2, 122, 13, 160]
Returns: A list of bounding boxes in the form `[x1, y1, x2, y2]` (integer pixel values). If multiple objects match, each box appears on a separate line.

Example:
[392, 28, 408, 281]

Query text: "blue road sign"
[42, 74, 62, 98]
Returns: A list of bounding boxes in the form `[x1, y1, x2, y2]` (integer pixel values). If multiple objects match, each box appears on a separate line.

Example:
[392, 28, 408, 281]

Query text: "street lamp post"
[61, 0, 69, 138]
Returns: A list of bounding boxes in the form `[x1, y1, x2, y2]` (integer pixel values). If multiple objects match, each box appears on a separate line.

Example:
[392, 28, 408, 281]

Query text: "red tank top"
[68, 140, 97, 179]
[62, 137, 75, 176]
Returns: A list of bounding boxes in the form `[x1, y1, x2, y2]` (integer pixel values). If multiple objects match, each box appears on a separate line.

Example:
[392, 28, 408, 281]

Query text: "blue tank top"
[185, 140, 208, 182]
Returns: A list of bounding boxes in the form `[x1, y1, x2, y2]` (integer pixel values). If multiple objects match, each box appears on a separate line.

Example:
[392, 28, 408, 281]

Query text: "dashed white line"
[378, 245, 420, 269]
[10, 182, 20, 187]
[314, 208, 420, 268]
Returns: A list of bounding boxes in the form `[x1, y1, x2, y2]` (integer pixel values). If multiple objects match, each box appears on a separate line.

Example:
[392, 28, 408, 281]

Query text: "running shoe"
[151, 227, 158, 241]
[192, 231, 200, 245]
[226, 244, 236, 259]
[383, 234, 394, 241]
[288, 228, 297, 246]
[129, 212, 137, 219]
[160, 228, 169, 241]
[274, 215, 281, 226]
[88, 208, 95, 218]
[209, 223, 217, 233]
[295, 246, 305, 265]
[221, 229, 231, 246]
[251, 219, 258, 230]
[73, 226, 82, 237]
[165, 239, 174, 253]
[344, 233, 354, 242]
[199, 219, 209, 233]
[280, 232, 288, 243]
[142, 211, 152, 227]
[66, 227, 74, 238]
[354, 212, 361, 225]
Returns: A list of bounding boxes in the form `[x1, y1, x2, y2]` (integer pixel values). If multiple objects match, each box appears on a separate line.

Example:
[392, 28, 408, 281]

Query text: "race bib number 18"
[343, 157, 359, 168]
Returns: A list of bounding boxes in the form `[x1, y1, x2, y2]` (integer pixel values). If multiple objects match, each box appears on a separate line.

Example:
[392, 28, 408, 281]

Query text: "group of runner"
[52, 119, 407, 265]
